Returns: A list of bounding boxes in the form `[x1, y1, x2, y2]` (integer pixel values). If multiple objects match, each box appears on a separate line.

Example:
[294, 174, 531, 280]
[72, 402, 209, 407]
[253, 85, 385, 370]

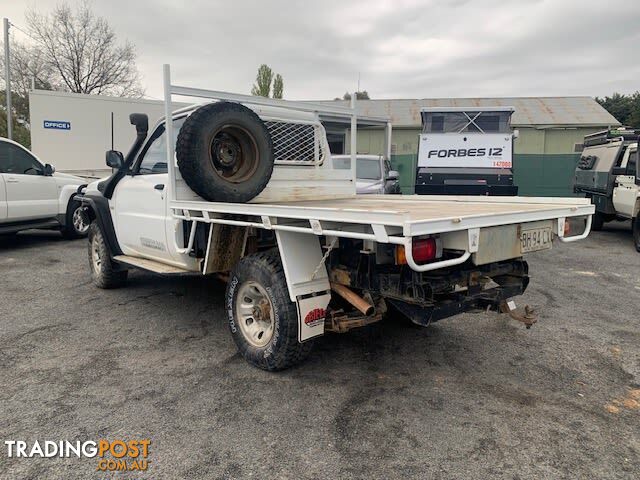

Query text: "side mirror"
[387, 170, 400, 181]
[43, 164, 55, 176]
[611, 166, 626, 176]
[106, 150, 125, 169]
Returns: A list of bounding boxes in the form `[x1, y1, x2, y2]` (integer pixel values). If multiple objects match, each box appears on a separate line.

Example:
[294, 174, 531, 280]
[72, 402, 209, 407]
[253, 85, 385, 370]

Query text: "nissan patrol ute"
[77, 65, 594, 371]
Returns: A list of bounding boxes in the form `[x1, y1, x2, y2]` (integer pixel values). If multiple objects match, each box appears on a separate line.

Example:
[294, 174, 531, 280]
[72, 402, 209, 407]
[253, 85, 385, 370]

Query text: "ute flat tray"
[171, 195, 594, 239]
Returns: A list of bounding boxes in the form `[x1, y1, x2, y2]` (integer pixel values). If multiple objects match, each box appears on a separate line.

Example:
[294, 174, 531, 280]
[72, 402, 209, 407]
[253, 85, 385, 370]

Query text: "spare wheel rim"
[209, 125, 260, 184]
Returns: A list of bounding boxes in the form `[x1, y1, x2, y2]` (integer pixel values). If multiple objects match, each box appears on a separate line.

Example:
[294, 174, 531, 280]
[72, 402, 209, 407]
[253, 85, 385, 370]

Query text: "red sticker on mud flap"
[304, 308, 326, 327]
[298, 294, 330, 342]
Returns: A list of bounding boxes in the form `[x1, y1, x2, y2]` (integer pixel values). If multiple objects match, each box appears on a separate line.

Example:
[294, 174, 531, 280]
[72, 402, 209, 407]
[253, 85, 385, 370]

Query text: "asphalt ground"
[0, 222, 638, 479]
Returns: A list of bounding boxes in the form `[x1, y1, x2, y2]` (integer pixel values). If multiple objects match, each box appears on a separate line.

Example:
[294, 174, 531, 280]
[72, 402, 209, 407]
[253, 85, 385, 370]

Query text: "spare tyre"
[176, 102, 274, 202]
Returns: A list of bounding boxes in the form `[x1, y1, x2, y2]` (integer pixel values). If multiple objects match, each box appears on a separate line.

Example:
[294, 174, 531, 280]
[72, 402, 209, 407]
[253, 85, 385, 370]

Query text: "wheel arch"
[58, 183, 87, 217]
[76, 192, 123, 257]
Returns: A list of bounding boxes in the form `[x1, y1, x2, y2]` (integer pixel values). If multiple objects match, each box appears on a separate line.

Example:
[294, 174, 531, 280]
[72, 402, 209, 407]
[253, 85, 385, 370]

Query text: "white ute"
[0, 137, 89, 238]
[612, 142, 640, 250]
[78, 66, 594, 371]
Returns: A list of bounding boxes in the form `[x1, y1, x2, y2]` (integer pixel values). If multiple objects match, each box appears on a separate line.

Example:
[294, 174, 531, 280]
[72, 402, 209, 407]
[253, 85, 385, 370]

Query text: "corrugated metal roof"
[314, 97, 619, 128]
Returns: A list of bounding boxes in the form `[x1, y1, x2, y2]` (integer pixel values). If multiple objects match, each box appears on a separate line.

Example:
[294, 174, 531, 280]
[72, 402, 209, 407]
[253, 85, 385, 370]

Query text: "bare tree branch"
[25, 0, 144, 98]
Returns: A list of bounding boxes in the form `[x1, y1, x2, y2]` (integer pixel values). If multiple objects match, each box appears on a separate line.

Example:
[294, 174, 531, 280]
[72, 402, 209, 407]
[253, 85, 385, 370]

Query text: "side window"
[0, 142, 43, 175]
[136, 117, 185, 175]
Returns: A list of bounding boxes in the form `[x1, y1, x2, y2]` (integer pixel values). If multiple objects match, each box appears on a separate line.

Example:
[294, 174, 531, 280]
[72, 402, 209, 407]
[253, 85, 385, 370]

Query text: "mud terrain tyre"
[88, 222, 128, 289]
[226, 250, 314, 371]
[633, 216, 640, 252]
[176, 102, 274, 203]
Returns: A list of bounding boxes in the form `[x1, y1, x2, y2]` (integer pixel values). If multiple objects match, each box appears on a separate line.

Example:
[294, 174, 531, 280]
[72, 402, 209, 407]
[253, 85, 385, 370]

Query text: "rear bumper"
[387, 279, 528, 327]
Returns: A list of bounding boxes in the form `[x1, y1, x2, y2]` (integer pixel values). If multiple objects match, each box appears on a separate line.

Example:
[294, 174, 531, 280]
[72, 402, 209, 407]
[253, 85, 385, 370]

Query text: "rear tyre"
[88, 222, 128, 289]
[176, 102, 274, 203]
[591, 211, 605, 231]
[226, 250, 314, 371]
[633, 216, 640, 253]
[62, 200, 90, 239]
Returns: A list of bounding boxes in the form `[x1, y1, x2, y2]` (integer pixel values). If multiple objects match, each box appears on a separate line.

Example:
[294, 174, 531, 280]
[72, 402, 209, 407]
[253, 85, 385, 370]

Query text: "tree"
[251, 64, 284, 98]
[628, 93, 640, 128]
[26, 1, 143, 97]
[251, 65, 273, 97]
[0, 39, 55, 123]
[272, 74, 283, 99]
[596, 92, 640, 128]
[0, 94, 32, 148]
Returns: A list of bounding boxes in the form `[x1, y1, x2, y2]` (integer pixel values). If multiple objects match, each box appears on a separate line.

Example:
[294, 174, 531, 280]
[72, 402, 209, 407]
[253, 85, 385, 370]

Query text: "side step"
[0, 219, 60, 234]
[113, 255, 193, 274]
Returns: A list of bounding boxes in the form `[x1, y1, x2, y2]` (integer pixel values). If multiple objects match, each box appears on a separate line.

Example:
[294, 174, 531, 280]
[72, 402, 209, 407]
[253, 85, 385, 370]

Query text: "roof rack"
[583, 127, 640, 147]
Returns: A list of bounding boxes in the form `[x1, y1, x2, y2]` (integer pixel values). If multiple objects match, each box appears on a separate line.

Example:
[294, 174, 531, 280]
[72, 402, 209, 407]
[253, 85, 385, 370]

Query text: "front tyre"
[226, 250, 314, 371]
[88, 222, 128, 289]
[62, 199, 90, 239]
[633, 216, 640, 253]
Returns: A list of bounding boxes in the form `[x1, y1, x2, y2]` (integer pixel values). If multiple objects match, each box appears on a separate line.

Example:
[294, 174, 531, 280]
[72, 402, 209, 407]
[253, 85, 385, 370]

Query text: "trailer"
[416, 106, 518, 196]
[78, 65, 594, 371]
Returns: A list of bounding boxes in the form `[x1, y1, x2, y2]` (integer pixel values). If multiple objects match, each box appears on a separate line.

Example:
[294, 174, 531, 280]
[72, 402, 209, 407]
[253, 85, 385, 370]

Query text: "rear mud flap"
[297, 292, 331, 342]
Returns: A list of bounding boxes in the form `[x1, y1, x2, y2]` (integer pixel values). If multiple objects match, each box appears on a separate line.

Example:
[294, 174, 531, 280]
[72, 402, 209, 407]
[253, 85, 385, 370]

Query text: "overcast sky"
[3, 0, 640, 101]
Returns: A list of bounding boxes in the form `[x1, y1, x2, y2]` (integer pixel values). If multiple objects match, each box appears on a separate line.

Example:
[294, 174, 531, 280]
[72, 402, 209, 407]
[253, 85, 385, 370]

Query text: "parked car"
[574, 128, 640, 250]
[0, 137, 89, 238]
[332, 154, 400, 194]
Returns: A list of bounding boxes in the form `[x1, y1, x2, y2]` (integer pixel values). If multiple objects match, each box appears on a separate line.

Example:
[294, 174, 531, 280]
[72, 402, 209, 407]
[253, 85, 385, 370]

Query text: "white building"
[29, 90, 187, 176]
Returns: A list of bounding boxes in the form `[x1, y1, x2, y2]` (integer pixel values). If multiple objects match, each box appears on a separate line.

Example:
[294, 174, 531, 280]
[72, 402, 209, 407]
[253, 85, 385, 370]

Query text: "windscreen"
[357, 159, 381, 179]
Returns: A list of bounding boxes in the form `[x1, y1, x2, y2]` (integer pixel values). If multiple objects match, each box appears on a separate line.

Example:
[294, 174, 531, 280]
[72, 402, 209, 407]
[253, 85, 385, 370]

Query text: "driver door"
[112, 118, 185, 263]
[0, 140, 58, 221]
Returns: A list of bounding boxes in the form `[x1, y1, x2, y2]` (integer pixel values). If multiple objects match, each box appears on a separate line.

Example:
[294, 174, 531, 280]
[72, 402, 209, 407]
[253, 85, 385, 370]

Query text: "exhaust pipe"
[330, 283, 374, 316]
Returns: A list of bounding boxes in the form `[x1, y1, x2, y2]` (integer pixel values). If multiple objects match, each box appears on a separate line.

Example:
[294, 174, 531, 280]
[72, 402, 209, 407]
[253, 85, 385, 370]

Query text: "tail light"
[396, 237, 441, 265]
[564, 218, 571, 237]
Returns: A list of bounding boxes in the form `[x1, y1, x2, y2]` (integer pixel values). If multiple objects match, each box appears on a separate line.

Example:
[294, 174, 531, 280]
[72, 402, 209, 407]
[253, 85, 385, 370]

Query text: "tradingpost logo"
[4, 439, 151, 472]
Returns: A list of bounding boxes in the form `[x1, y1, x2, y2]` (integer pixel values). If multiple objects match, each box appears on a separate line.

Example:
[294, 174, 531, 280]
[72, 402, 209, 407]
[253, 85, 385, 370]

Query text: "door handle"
[154, 184, 165, 191]
[6, 177, 18, 183]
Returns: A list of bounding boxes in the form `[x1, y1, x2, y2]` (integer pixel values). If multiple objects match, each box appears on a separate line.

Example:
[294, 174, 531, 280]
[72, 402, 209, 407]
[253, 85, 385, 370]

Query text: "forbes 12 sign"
[43, 120, 71, 131]
[418, 133, 512, 169]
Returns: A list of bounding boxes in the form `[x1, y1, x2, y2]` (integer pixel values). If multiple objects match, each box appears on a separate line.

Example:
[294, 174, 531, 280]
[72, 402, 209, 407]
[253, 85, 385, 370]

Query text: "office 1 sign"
[44, 120, 71, 131]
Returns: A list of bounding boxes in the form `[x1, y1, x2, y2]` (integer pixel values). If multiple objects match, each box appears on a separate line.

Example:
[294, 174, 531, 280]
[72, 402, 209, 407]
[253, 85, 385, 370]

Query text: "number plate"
[520, 227, 553, 253]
